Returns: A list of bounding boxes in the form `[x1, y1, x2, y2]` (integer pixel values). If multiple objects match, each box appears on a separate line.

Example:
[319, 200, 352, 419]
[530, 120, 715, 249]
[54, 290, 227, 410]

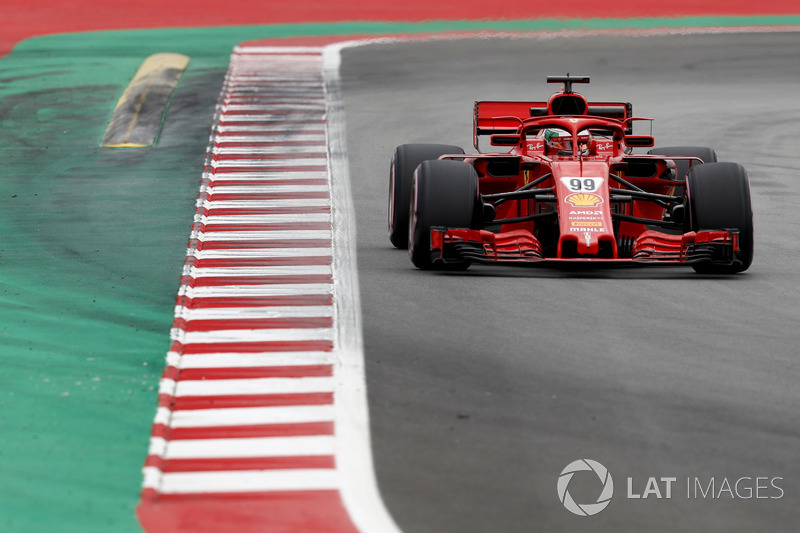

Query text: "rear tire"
[685, 162, 753, 274]
[409, 159, 481, 270]
[389, 143, 464, 249]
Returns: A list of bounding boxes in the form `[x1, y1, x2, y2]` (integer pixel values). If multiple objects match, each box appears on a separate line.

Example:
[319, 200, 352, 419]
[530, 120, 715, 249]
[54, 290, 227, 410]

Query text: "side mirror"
[490, 134, 521, 146]
[625, 135, 655, 147]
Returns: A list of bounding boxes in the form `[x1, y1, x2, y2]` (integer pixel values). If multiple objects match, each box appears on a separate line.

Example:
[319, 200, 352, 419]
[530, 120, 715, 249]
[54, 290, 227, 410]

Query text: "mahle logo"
[557, 459, 614, 516]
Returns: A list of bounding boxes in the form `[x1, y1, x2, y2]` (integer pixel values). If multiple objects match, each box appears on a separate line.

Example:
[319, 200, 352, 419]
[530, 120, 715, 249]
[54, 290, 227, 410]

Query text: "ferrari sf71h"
[388, 75, 753, 274]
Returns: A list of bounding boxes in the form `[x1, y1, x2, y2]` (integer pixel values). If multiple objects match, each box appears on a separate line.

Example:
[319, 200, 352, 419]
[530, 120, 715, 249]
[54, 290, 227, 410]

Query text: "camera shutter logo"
[557, 459, 614, 516]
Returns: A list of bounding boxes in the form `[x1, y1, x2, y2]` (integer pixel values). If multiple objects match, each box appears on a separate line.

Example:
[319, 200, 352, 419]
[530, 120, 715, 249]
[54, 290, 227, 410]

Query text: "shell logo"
[566, 193, 603, 207]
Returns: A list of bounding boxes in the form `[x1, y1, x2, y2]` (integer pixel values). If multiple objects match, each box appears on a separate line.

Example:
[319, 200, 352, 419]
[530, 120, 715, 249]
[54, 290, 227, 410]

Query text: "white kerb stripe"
[185, 266, 332, 277]
[166, 377, 336, 397]
[207, 171, 329, 181]
[190, 248, 332, 258]
[169, 352, 333, 370]
[176, 306, 333, 319]
[169, 351, 334, 369]
[222, 105, 325, 113]
[179, 284, 333, 298]
[180, 327, 333, 343]
[234, 46, 326, 53]
[203, 185, 330, 194]
[196, 231, 332, 241]
[160, 435, 335, 459]
[214, 114, 325, 123]
[212, 146, 326, 155]
[166, 404, 336, 428]
[201, 199, 331, 208]
[145, 468, 340, 493]
[195, 214, 330, 224]
[211, 158, 328, 167]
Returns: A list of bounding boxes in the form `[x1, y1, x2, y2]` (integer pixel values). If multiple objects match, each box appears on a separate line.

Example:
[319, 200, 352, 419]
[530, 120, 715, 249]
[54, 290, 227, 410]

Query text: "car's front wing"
[430, 227, 741, 267]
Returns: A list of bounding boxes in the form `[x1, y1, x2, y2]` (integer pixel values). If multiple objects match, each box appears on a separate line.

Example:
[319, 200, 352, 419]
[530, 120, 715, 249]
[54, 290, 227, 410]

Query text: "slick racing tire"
[389, 143, 464, 249]
[648, 147, 719, 234]
[409, 159, 481, 270]
[685, 162, 753, 274]
[648, 146, 718, 180]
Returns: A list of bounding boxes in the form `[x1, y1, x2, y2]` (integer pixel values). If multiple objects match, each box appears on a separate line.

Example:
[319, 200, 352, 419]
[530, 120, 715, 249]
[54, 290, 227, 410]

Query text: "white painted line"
[323, 42, 404, 533]
[145, 468, 340, 493]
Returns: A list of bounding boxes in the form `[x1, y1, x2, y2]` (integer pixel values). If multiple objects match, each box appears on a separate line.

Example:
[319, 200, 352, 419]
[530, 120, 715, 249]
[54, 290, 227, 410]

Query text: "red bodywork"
[429, 85, 741, 267]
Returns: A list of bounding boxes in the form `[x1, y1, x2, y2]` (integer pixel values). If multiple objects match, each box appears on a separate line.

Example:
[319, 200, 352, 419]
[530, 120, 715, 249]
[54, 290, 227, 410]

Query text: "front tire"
[409, 159, 481, 270]
[685, 162, 753, 274]
[389, 143, 464, 249]
[648, 146, 718, 180]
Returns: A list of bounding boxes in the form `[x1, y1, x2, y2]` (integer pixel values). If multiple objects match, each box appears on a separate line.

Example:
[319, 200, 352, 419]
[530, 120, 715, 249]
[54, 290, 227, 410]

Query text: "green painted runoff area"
[0, 15, 796, 532]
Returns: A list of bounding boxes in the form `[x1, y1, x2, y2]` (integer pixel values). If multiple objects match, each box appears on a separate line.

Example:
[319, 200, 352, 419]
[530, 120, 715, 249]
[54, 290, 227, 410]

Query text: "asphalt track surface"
[341, 32, 800, 532]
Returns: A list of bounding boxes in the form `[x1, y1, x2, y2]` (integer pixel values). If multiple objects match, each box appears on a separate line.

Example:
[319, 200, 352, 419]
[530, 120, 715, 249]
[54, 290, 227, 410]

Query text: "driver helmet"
[544, 129, 572, 153]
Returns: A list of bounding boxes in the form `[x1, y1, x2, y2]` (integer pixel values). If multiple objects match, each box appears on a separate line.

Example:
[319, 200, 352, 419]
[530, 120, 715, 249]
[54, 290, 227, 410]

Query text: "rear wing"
[473, 100, 633, 149]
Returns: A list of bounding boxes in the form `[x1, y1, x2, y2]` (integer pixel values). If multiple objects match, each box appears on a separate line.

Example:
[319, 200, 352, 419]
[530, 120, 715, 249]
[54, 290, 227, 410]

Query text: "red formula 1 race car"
[388, 75, 753, 274]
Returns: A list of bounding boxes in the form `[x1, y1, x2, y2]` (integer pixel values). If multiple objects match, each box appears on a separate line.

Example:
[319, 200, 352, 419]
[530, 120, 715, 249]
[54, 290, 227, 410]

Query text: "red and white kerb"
[137, 45, 392, 533]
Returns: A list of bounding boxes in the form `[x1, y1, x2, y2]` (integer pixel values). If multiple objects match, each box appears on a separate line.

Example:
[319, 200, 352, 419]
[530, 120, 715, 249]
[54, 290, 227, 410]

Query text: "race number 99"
[561, 177, 604, 192]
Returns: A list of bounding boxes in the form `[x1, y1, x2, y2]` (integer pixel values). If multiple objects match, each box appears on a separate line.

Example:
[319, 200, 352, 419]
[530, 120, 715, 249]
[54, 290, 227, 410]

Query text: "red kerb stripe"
[210, 166, 328, 174]
[173, 340, 334, 354]
[191, 257, 330, 268]
[213, 152, 326, 160]
[200, 207, 330, 216]
[164, 392, 334, 410]
[152, 421, 335, 441]
[184, 274, 333, 286]
[206, 179, 329, 187]
[166, 365, 333, 380]
[195, 240, 331, 250]
[177, 295, 333, 308]
[198, 222, 331, 233]
[153, 455, 337, 473]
